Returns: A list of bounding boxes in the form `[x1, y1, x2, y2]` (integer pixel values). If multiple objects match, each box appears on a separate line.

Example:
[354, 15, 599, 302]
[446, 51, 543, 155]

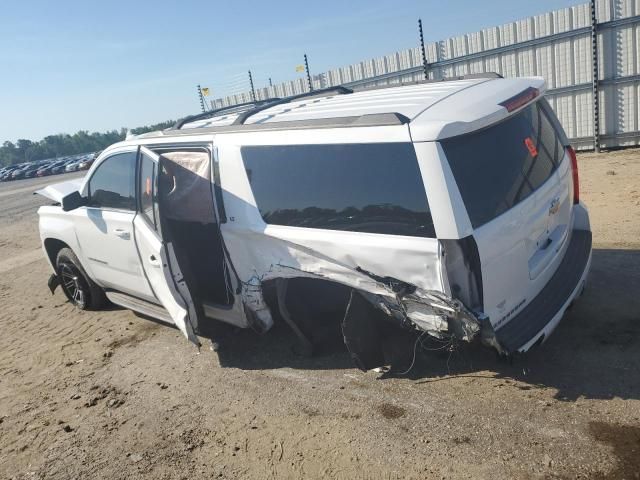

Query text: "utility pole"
[418, 19, 429, 80]
[248, 70, 256, 101]
[590, 0, 600, 152]
[304, 54, 313, 91]
[268, 77, 273, 87]
[196, 84, 206, 113]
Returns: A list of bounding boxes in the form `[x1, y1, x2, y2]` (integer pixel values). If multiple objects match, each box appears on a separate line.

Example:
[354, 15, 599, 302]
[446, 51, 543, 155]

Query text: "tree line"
[0, 120, 175, 167]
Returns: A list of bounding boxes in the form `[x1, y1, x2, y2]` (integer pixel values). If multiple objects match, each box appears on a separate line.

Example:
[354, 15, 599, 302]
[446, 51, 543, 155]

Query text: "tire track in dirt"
[0, 317, 102, 376]
[0, 411, 57, 455]
[0, 296, 106, 381]
[0, 246, 121, 382]
[0, 281, 153, 386]
[24, 314, 97, 352]
[0, 249, 43, 274]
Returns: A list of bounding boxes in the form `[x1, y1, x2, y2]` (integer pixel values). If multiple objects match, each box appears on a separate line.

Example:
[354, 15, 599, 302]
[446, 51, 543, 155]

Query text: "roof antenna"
[418, 19, 429, 80]
[248, 70, 257, 101]
[304, 54, 313, 92]
[196, 84, 206, 113]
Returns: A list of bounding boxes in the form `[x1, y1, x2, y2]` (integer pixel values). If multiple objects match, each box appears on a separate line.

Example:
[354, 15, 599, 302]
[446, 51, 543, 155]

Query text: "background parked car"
[52, 159, 72, 174]
[11, 168, 27, 180]
[36, 161, 55, 177]
[37, 160, 66, 177]
[0, 166, 20, 181]
[51, 161, 72, 175]
[36, 165, 53, 177]
[1, 152, 97, 181]
[65, 160, 82, 173]
[77, 157, 95, 170]
[23, 166, 41, 179]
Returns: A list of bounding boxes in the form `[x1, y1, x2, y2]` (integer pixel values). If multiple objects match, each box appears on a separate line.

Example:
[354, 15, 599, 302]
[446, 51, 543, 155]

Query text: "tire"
[56, 248, 107, 310]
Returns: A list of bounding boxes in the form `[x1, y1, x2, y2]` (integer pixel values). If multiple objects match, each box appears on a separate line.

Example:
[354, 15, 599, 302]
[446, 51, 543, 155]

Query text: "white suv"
[36, 75, 591, 370]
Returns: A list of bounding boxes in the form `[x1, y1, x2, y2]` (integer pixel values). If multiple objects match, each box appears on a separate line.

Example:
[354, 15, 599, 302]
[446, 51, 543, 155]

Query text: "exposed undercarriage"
[236, 264, 497, 372]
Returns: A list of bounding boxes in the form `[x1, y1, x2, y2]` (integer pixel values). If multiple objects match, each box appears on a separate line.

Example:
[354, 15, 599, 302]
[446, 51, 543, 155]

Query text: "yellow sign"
[295, 65, 305, 73]
[201, 87, 210, 96]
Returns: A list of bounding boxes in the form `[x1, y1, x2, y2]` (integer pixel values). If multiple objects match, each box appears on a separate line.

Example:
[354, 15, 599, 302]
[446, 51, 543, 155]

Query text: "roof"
[139, 76, 547, 142]
[185, 78, 485, 129]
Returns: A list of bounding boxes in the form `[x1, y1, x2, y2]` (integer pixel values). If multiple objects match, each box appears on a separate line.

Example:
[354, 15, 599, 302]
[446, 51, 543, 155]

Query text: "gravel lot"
[0, 150, 639, 479]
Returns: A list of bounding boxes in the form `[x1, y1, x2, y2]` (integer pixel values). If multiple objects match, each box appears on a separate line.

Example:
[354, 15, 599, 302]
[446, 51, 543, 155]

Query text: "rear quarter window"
[441, 100, 564, 228]
[241, 143, 435, 237]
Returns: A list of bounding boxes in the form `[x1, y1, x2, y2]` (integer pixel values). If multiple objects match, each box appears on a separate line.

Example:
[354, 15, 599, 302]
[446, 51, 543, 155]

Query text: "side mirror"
[61, 191, 87, 211]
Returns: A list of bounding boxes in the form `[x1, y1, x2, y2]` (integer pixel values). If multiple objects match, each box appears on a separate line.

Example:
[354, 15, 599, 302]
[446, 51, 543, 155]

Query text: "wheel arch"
[43, 238, 71, 269]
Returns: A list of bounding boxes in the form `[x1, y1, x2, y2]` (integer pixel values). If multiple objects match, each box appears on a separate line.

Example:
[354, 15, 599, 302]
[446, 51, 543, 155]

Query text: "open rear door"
[133, 146, 200, 345]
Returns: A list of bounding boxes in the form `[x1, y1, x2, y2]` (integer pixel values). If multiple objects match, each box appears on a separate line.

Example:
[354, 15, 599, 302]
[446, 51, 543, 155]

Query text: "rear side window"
[241, 143, 435, 237]
[441, 100, 564, 228]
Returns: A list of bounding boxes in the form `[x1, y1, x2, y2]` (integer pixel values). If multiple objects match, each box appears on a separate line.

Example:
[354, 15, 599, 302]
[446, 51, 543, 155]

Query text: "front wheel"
[56, 248, 106, 310]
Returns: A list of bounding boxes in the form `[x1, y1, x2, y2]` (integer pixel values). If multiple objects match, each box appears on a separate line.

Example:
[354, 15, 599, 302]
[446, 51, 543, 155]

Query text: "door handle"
[148, 254, 161, 267]
[113, 228, 130, 239]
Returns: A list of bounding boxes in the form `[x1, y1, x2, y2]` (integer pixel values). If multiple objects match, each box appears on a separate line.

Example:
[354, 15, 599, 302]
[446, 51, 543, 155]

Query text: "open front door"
[133, 146, 200, 345]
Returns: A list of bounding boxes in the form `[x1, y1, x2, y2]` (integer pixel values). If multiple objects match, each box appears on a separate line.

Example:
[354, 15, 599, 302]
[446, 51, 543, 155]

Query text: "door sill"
[202, 301, 235, 317]
[202, 301, 248, 329]
[105, 291, 172, 324]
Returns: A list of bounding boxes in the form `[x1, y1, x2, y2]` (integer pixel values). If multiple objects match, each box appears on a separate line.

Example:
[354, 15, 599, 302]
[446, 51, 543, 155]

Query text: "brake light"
[524, 137, 538, 157]
[567, 146, 579, 204]
[499, 87, 540, 112]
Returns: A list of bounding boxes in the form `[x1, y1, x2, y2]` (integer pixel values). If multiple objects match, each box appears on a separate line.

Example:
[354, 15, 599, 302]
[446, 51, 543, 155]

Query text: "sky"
[0, 0, 582, 142]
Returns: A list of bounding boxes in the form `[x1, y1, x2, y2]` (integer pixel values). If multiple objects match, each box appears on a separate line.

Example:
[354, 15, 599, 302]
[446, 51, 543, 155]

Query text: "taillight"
[567, 146, 579, 204]
[499, 87, 540, 112]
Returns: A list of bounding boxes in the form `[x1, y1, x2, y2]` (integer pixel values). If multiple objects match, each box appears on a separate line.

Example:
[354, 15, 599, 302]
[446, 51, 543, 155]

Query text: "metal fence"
[212, 0, 640, 150]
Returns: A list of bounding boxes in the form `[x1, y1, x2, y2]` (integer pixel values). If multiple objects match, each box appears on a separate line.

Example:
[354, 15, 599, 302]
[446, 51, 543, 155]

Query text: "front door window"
[87, 152, 136, 210]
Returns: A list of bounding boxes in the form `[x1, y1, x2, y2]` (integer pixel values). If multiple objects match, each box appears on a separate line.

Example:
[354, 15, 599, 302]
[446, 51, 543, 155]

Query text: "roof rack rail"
[350, 71, 503, 92]
[460, 72, 503, 79]
[171, 76, 499, 132]
[172, 99, 280, 130]
[232, 85, 353, 126]
[164, 111, 412, 137]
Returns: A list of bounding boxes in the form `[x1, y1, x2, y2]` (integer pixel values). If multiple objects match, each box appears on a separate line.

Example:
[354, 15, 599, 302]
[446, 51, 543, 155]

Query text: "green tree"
[0, 120, 179, 168]
[130, 120, 176, 135]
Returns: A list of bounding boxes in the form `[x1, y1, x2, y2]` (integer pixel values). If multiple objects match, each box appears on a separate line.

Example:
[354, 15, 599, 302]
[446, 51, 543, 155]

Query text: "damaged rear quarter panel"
[214, 130, 473, 338]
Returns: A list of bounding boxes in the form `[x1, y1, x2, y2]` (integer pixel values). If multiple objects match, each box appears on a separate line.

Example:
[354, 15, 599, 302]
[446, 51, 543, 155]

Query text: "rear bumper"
[493, 229, 592, 353]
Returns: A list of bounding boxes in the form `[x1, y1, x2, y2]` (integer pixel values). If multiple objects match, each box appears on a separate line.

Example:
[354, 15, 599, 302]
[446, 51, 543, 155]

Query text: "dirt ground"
[0, 149, 639, 480]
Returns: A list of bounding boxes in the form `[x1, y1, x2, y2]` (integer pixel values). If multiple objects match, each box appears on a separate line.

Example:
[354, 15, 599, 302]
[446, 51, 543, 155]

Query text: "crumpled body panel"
[221, 225, 481, 347]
